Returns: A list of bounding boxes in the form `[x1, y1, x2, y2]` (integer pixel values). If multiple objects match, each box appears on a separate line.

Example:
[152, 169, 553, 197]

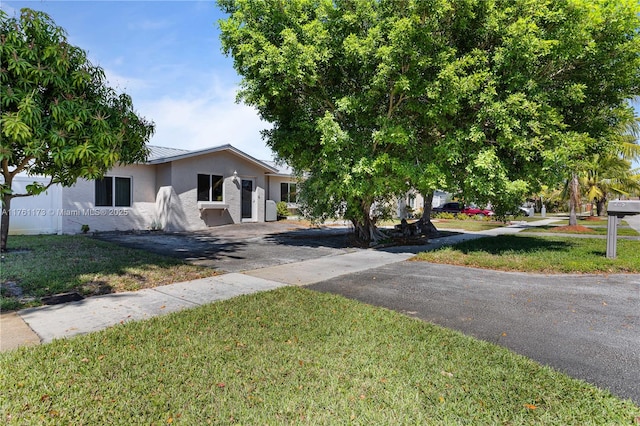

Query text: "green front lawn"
[414, 235, 640, 273]
[0, 235, 218, 311]
[1, 287, 637, 424]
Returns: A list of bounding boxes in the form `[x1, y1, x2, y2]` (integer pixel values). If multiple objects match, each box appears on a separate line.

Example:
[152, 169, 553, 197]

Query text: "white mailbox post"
[606, 200, 640, 258]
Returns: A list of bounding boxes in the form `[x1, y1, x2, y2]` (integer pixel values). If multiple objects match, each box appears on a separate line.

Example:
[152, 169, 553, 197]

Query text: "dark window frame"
[197, 174, 224, 202]
[280, 182, 298, 203]
[95, 176, 131, 207]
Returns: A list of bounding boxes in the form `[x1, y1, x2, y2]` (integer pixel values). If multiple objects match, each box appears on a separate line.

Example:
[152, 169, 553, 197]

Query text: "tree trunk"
[415, 191, 438, 236]
[568, 173, 579, 226]
[350, 200, 386, 245]
[596, 199, 605, 217]
[351, 216, 386, 245]
[1, 194, 12, 252]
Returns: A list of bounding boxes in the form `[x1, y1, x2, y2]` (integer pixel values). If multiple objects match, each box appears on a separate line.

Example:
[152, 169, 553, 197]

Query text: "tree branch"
[9, 155, 35, 178]
[1, 159, 10, 179]
[11, 176, 56, 198]
[388, 90, 396, 119]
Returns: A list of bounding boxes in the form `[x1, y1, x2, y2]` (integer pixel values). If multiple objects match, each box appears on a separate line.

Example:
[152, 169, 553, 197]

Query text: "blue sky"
[2, 0, 275, 160]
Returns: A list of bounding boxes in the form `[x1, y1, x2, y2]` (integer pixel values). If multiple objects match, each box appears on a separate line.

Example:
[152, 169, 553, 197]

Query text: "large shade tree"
[0, 9, 154, 251]
[218, 0, 640, 242]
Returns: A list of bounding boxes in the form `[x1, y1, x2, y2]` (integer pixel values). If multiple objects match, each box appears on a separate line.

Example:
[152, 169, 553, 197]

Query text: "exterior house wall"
[267, 176, 287, 202]
[156, 162, 172, 187]
[267, 175, 300, 214]
[59, 164, 157, 233]
[3, 146, 280, 235]
[397, 190, 448, 219]
[164, 151, 268, 231]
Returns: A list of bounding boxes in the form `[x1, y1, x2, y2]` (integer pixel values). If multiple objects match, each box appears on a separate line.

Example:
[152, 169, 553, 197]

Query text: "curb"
[0, 312, 40, 352]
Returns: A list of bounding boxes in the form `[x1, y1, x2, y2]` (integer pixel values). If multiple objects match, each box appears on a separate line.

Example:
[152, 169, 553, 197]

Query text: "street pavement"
[625, 214, 640, 233]
[1, 218, 638, 404]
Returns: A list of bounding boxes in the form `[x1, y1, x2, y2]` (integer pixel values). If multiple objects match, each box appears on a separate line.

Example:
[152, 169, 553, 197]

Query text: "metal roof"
[147, 145, 191, 162]
[145, 144, 279, 173]
[262, 160, 295, 176]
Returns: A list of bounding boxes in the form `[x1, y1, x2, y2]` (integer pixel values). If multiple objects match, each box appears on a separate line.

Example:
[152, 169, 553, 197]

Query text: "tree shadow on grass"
[452, 235, 575, 255]
[1, 233, 229, 310]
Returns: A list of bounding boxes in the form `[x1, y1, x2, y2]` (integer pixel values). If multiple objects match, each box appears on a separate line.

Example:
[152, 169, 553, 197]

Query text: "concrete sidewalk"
[1, 249, 413, 350]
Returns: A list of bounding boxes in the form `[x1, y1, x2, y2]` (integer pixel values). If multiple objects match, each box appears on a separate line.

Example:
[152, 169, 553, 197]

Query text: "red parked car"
[432, 202, 494, 217]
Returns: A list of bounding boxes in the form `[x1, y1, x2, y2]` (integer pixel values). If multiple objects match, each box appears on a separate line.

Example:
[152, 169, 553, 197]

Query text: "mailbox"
[607, 200, 640, 217]
[606, 200, 640, 259]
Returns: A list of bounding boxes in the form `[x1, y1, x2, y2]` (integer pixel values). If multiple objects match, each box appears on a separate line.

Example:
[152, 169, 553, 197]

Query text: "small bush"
[276, 201, 289, 218]
[432, 212, 456, 220]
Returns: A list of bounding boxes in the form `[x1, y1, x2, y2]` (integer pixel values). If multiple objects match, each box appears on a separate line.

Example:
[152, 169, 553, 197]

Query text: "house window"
[280, 182, 297, 203]
[197, 174, 224, 202]
[95, 177, 131, 207]
[408, 194, 416, 209]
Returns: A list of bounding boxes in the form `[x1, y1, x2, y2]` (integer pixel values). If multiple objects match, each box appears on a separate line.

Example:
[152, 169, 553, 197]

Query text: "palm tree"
[581, 154, 640, 216]
[567, 116, 640, 225]
[567, 173, 582, 226]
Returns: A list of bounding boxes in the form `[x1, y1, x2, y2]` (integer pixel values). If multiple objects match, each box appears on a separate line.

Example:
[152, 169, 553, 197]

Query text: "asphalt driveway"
[308, 262, 640, 404]
[93, 222, 360, 272]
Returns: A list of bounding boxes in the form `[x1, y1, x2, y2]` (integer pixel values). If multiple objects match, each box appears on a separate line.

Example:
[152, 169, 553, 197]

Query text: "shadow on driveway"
[93, 223, 358, 273]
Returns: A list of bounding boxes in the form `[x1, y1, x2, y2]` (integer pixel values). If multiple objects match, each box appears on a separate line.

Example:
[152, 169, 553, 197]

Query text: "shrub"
[432, 212, 456, 220]
[276, 201, 289, 218]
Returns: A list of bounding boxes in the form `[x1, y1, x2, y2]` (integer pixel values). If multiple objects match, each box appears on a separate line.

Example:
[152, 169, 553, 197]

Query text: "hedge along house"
[2, 144, 297, 235]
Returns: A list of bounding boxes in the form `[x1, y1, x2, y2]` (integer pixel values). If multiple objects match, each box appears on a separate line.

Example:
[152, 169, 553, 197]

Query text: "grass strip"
[413, 235, 640, 274]
[521, 225, 639, 236]
[1, 287, 637, 424]
[432, 220, 506, 232]
[0, 235, 217, 310]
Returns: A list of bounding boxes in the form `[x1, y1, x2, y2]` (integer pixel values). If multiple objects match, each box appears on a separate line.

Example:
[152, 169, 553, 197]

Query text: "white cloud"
[103, 68, 151, 93]
[138, 82, 274, 161]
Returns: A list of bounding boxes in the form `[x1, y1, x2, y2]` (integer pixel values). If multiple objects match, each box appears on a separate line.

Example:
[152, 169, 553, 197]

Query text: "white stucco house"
[3, 144, 300, 235]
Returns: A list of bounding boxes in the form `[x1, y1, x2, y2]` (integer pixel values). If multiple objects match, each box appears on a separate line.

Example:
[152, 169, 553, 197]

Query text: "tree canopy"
[219, 0, 640, 242]
[0, 8, 154, 251]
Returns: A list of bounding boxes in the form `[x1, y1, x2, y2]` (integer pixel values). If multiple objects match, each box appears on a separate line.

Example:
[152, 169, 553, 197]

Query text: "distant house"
[3, 144, 299, 235]
[263, 161, 300, 215]
[396, 190, 449, 219]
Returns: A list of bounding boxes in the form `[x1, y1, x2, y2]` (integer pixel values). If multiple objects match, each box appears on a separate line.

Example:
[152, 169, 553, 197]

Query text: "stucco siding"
[160, 151, 269, 230]
[156, 163, 172, 188]
[268, 176, 294, 203]
[59, 164, 157, 233]
[8, 148, 277, 234]
[268, 175, 300, 215]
